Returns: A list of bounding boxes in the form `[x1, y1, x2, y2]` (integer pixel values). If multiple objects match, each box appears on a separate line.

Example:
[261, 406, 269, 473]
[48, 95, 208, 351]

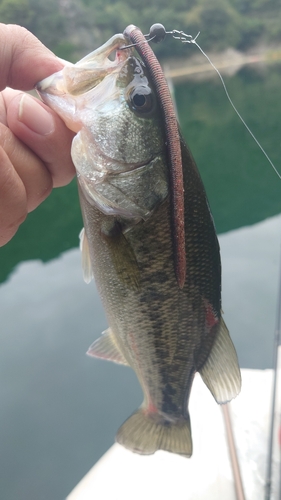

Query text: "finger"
[0, 146, 27, 246]
[0, 24, 64, 91]
[0, 92, 8, 125]
[5, 89, 76, 187]
[0, 123, 53, 212]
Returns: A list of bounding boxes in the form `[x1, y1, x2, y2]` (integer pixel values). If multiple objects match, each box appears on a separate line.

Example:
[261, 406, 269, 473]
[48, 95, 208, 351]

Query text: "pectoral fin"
[87, 328, 129, 366]
[101, 221, 140, 291]
[79, 228, 94, 284]
[199, 318, 241, 403]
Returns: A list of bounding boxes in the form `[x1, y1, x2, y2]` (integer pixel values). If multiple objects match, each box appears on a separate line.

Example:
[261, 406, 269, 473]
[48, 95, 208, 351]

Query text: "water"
[176, 63, 281, 232]
[0, 64, 281, 499]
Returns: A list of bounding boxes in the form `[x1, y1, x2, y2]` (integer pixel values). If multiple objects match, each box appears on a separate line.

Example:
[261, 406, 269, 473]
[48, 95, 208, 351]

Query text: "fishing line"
[122, 24, 281, 181]
[170, 29, 281, 181]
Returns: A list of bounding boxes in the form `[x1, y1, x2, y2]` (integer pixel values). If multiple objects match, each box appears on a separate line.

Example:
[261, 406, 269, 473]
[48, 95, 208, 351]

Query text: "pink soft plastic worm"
[123, 24, 186, 289]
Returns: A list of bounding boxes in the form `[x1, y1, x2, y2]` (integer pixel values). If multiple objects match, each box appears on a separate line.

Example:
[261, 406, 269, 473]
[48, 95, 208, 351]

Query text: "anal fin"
[199, 317, 241, 403]
[87, 328, 129, 366]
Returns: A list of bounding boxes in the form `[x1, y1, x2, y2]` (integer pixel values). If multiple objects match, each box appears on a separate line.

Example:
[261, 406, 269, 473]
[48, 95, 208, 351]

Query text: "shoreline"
[161, 46, 281, 82]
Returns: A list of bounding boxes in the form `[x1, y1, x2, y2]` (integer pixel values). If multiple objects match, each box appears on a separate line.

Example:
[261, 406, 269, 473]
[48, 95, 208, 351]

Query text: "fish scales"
[36, 30, 241, 457]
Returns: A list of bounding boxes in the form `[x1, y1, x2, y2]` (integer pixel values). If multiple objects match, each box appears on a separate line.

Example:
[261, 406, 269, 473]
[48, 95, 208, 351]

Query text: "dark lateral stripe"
[123, 25, 186, 289]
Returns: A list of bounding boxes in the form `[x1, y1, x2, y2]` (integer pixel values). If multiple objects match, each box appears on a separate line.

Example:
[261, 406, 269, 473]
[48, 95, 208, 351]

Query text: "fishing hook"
[119, 24, 166, 50]
[120, 25, 200, 50]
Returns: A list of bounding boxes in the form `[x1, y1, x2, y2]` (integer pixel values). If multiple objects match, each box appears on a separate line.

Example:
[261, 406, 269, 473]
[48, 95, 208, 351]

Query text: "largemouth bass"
[37, 27, 241, 457]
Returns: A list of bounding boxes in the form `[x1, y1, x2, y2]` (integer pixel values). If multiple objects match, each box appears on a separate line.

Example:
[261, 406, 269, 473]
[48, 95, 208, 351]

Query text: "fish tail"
[116, 409, 192, 457]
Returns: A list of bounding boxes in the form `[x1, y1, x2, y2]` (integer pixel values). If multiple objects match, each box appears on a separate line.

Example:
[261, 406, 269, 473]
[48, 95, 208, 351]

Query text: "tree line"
[1, 0, 281, 61]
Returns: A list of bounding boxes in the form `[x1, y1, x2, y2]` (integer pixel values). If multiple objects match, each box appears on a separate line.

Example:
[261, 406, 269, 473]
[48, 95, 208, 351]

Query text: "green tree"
[0, 0, 33, 25]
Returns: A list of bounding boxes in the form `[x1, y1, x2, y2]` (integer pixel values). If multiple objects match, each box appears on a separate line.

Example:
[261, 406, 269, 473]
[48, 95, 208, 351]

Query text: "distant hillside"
[1, 0, 281, 61]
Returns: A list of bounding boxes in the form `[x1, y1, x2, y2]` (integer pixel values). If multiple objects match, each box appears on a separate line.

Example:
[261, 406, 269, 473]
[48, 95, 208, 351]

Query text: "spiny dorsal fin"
[87, 328, 129, 366]
[199, 317, 241, 404]
[79, 228, 94, 284]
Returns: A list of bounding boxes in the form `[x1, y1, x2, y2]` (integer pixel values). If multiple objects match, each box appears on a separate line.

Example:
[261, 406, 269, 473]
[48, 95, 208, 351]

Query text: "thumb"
[0, 24, 63, 91]
[5, 89, 75, 188]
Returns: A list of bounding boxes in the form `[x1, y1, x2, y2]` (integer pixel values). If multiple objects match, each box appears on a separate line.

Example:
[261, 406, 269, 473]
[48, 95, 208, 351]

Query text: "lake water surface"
[1, 62, 281, 499]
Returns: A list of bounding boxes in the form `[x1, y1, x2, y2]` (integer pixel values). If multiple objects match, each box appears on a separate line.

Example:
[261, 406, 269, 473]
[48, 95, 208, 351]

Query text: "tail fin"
[116, 409, 192, 457]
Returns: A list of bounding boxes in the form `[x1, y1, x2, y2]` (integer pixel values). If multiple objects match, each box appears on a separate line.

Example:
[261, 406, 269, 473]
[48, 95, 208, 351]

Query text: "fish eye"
[129, 86, 154, 114]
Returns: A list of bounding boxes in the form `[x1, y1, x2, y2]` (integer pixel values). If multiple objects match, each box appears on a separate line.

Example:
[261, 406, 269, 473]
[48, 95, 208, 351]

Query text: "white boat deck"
[67, 369, 280, 500]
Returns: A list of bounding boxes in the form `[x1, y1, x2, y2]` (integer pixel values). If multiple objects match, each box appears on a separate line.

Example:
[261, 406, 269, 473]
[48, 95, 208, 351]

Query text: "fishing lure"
[123, 24, 186, 289]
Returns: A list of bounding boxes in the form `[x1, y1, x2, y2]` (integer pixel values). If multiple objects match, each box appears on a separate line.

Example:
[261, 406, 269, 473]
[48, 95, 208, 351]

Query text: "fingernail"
[18, 94, 55, 135]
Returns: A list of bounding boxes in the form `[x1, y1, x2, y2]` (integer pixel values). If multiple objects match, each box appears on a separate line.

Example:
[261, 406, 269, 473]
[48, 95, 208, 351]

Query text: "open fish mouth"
[36, 34, 132, 134]
[36, 34, 130, 100]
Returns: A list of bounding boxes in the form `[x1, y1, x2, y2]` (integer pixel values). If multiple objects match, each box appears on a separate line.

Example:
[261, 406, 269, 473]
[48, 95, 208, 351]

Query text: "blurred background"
[1, 1, 281, 498]
[1, 0, 281, 62]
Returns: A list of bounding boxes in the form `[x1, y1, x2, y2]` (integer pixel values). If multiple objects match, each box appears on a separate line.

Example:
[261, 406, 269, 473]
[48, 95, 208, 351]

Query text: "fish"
[36, 28, 241, 458]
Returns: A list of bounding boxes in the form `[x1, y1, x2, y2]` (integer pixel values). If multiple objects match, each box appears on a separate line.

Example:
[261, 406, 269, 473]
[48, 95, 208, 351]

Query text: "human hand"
[0, 24, 76, 246]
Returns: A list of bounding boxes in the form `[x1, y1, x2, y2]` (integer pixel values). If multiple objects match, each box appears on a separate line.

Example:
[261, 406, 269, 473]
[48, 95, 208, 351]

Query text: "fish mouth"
[36, 34, 132, 133]
[36, 34, 131, 98]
